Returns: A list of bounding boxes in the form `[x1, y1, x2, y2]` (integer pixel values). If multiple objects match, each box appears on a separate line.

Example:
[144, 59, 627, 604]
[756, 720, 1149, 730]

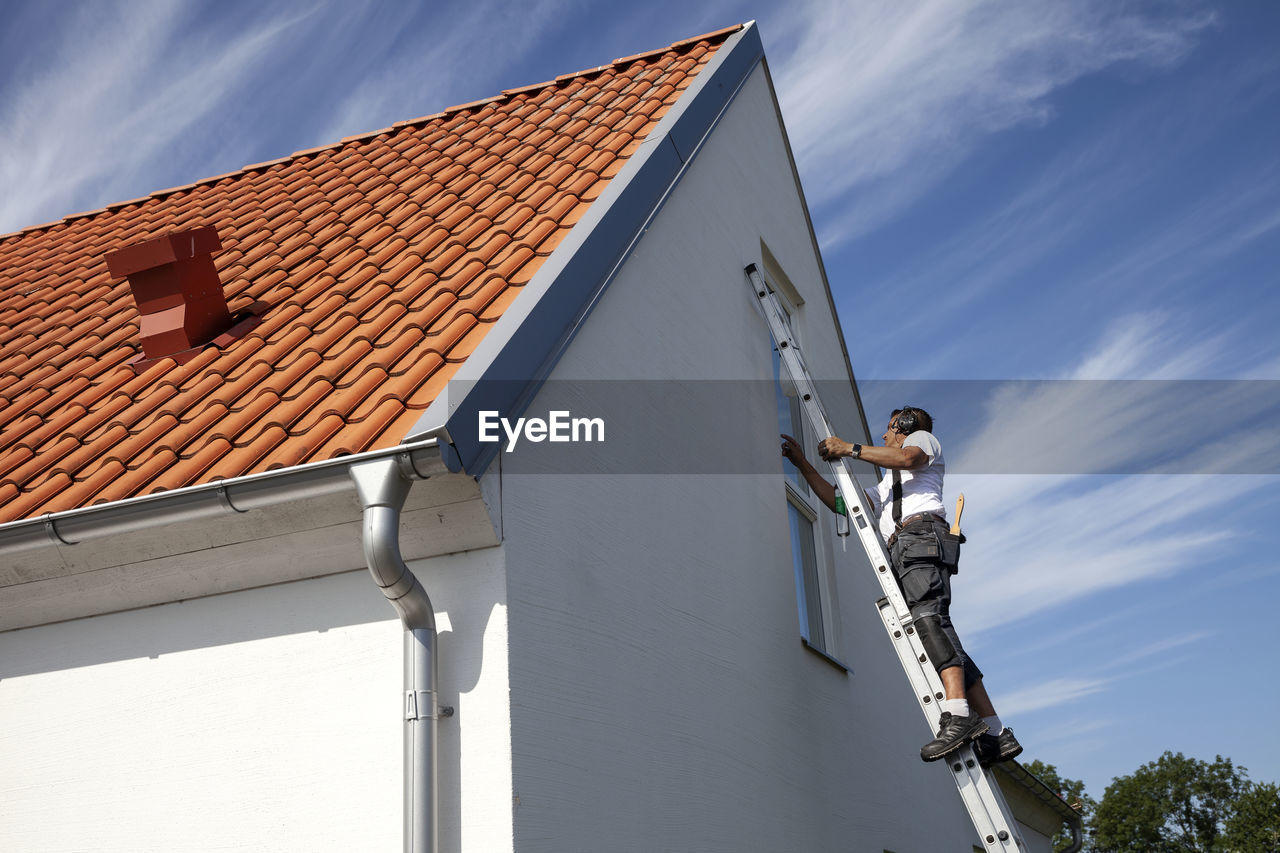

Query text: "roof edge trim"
[403, 22, 763, 475]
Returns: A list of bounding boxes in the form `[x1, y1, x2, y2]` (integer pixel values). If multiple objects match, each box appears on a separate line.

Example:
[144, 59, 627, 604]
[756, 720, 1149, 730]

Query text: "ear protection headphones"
[894, 406, 920, 435]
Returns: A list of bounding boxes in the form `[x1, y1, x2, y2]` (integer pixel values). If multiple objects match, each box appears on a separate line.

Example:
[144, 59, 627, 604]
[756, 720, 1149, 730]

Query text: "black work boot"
[920, 711, 988, 762]
[973, 733, 998, 767]
[974, 728, 1023, 768]
[995, 728, 1023, 761]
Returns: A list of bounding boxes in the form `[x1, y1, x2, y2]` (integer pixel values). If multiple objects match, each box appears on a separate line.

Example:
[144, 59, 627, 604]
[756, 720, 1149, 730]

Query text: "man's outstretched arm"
[819, 437, 926, 470]
[780, 434, 837, 512]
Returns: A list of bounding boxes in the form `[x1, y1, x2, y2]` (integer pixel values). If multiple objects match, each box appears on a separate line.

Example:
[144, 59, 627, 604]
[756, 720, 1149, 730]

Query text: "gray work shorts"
[889, 519, 984, 688]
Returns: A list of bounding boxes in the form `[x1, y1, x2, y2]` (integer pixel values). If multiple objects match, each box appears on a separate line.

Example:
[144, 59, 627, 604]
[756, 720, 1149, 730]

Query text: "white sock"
[983, 715, 1004, 736]
[943, 699, 969, 717]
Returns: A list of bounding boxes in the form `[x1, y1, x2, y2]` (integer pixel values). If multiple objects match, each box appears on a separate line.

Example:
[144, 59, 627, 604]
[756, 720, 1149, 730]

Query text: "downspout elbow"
[1062, 815, 1084, 853]
[350, 456, 435, 630]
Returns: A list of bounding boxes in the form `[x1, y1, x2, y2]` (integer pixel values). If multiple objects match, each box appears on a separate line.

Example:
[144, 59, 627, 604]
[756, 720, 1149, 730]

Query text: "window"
[769, 284, 830, 655]
[787, 498, 824, 647]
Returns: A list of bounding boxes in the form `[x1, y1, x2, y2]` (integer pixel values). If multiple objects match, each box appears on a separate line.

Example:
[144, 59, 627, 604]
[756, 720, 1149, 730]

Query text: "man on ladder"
[781, 405, 1022, 767]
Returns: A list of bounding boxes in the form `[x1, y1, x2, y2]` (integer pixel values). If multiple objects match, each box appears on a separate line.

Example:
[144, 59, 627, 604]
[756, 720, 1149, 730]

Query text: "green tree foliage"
[1092, 751, 1248, 852]
[1222, 781, 1280, 852]
[1023, 759, 1096, 852]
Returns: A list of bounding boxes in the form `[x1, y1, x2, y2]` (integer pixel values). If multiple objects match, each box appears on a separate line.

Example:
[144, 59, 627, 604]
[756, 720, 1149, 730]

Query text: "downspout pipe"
[1064, 817, 1084, 853]
[349, 454, 451, 853]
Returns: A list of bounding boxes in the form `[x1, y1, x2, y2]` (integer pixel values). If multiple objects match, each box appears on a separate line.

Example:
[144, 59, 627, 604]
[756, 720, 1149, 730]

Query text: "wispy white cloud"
[997, 676, 1107, 716]
[845, 45, 1280, 317]
[310, 0, 576, 147]
[983, 607, 1130, 662]
[1097, 629, 1212, 671]
[765, 0, 1215, 245]
[1025, 717, 1113, 760]
[0, 1, 311, 233]
[1206, 205, 1280, 260]
[0, 0, 613, 235]
[949, 472, 1240, 632]
[1064, 165, 1280, 301]
[942, 310, 1280, 477]
[936, 314, 1277, 632]
[991, 630, 1207, 718]
[1063, 312, 1227, 380]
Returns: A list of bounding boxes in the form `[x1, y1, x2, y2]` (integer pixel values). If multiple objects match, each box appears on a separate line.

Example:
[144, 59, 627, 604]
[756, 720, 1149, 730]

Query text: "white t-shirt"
[868, 430, 946, 541]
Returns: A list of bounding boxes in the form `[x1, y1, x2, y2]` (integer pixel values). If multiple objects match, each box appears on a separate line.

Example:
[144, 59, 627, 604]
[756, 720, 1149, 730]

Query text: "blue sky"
[4, 0, 1279, 806]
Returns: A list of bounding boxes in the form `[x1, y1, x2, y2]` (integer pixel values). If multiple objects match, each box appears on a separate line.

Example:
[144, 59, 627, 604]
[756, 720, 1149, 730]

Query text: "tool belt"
[885, 512, 946, 549]
[887, 513, 964, 574]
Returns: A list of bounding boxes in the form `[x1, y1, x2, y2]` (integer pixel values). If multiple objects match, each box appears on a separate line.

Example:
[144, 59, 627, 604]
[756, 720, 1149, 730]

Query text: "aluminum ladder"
[745, 263, 1026, 852]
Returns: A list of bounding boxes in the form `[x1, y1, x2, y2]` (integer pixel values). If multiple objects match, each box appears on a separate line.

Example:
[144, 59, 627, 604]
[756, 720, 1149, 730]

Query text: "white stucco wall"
[0, 506, 514, 852]
[0, 571, 403, 852]
[493, 62, 983, 852]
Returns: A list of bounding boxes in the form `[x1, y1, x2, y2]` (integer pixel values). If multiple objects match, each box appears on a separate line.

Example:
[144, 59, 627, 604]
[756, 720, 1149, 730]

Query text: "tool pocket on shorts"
[897, 562, 945, 606]
[940, 531, 965, 574]
[892, 530, 944, 604]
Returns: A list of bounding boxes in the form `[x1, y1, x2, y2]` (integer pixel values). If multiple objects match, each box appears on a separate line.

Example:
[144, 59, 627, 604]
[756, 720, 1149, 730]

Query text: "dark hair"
[891, 406, 933, 434]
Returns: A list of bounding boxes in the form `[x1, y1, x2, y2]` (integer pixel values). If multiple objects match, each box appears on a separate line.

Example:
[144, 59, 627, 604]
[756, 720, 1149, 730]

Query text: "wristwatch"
[851, 444, 862, 459]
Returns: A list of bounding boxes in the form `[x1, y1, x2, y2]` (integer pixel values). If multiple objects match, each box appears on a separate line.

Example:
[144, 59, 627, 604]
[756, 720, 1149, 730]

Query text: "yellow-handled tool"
[950, 493, 964, 536]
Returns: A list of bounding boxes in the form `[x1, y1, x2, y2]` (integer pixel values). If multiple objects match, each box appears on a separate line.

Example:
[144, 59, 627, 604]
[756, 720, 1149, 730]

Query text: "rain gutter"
[0, 436, 446, 554]
[0, 435, 455, 853]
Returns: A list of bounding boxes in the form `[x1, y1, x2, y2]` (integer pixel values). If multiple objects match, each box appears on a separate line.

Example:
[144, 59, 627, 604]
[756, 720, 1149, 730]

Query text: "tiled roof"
[0, 27, 738, 525]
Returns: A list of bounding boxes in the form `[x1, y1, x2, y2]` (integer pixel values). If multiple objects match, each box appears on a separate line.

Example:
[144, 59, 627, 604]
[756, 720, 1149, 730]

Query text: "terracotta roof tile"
[0, 26, 738, 524]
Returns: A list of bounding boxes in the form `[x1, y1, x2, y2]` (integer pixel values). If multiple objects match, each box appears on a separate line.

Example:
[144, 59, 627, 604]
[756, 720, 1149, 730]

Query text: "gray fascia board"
[406, 22, 765, 476]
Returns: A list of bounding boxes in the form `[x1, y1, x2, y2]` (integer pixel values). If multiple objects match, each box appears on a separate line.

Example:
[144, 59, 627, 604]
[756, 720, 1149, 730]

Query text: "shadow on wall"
[0, 566, 502, 702]
[0, 571, 399, 679]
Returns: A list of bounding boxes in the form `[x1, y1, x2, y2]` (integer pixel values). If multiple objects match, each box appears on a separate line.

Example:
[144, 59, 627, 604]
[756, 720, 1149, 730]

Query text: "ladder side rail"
[877, 597, 947, 719]
[746, 266, 914, 623]
[981, 767, 1027, 850]
[958, 751, 1025, 852]
[973, 765, 1026, 852]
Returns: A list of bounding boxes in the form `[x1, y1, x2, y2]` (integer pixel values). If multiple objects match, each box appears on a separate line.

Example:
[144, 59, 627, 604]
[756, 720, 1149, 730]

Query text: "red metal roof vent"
[104, 225, 259, 367]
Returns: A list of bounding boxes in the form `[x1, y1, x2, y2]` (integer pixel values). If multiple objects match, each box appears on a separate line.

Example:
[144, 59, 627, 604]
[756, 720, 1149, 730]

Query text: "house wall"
[495, 63, 984, 852]
[0, 490, 514, 852]
[1016, 825, 1053, 853]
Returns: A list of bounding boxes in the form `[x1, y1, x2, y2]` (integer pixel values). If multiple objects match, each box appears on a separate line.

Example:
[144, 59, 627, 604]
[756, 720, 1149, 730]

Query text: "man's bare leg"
[966, 678, 998, 718]
[941, 665, 966, 701]
[937, 666, 998, 721]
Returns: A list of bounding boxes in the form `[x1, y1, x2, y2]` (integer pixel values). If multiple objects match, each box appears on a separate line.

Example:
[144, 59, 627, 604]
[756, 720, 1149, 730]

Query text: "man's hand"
[780, 433, 808, 469]
[818, 436, 855, 461]
[780, 434, 836, 512]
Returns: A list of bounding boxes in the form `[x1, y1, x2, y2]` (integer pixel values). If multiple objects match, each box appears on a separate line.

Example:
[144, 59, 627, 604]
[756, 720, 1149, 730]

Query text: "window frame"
[765, 272, 844, 668]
